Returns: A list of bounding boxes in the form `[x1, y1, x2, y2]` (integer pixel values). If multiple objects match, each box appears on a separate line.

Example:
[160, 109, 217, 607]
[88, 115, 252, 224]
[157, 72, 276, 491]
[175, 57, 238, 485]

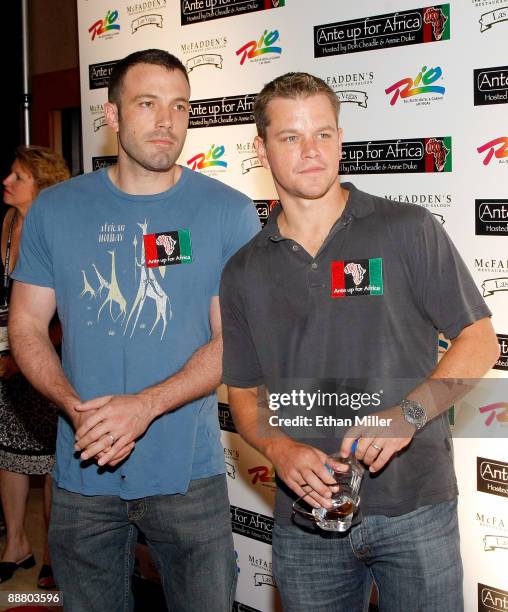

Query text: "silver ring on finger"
[108, 434, 115, 445]
[370, 442, 382, 452]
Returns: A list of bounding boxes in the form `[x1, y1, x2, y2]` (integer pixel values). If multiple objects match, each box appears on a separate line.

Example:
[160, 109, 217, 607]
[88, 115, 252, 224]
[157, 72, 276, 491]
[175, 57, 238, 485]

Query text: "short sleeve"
[214, 199, 260, 295]
[409, 209, 491, 339]
[11, 195, 54, 289]
[220, 265, 264, 388]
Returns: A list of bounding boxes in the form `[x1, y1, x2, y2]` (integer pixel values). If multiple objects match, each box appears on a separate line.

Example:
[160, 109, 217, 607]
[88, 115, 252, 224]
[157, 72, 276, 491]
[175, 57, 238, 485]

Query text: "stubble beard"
[118, 129, 186, 173]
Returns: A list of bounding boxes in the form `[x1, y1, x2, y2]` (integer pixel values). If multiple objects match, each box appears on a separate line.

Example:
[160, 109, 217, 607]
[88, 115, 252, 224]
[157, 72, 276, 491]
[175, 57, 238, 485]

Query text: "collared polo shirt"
[220, 181, 491, 521]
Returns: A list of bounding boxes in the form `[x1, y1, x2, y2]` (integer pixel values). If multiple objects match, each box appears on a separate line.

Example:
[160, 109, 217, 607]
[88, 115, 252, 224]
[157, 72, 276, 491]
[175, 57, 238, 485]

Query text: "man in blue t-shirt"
[10, 49, 260, 611]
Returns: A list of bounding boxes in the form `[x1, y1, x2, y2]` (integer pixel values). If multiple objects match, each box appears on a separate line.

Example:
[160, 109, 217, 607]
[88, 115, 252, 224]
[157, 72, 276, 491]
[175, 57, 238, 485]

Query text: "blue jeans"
[273, 499, 463, 612]
[48, 474, 236, 612]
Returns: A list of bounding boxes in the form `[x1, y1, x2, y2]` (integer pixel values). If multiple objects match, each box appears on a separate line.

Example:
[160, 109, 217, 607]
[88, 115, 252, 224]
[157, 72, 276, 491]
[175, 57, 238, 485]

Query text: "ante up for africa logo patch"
[144, 230, 192, 268]
[331, 258, 383, 298]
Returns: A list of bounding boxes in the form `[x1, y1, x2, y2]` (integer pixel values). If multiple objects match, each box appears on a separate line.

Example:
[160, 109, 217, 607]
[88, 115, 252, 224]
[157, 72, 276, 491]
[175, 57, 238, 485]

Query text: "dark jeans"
[49, 474, 236, 612]
[273, 499, 463, 612]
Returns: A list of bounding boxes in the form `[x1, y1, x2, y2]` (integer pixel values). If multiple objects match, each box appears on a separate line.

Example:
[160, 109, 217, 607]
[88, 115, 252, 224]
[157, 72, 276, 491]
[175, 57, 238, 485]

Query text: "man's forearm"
[228, 386, 291, 461]
[405, 318, 500, 422]
[139, 334, 224, 418]
[10, 326, 79, 415]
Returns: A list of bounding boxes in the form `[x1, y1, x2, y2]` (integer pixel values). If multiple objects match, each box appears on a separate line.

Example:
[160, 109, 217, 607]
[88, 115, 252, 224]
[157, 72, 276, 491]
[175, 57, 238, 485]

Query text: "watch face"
[402, 400, 427, 427]
[409, 405, 425, 420]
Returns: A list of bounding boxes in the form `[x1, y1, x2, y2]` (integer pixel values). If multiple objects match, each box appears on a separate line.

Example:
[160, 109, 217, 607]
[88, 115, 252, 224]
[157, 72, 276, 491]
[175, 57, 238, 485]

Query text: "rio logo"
[187, 145, 227, 171]
[89, 10, 120, 40]
[479, 403, 508, 426]
[236, 30, 282, 65]
[477, 137, 508, 166]
[248, 466, 276, 485]
[385, 66, 445, 106]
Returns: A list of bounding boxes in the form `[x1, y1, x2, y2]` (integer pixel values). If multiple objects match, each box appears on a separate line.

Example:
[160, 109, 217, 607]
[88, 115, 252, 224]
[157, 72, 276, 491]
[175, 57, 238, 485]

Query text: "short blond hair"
[253, 72, 340, 140]
[15, 146, 70, 193]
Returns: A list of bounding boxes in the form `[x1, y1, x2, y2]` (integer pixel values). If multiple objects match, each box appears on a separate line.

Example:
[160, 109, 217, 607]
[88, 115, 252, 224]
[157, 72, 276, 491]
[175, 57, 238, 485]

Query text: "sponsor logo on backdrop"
[130, 13, 163, 33]
[475, 258, 508, 274]
[385, 193, 452, 208]
[236, 141, 262, 174]
[181, 37, 227, 72]
[254, 200, 279, 226]
[236, 29, 282, 65]
[478, 583, 508, 611]
[181, 0, 284, 26]
[89, 9, 120, 41]
[248, 465, 276, 489]
[482, 277, 508, 296]
[92, 156, 117, 171]
[127, 0, 166, 14]
[189, 94, 255, 128]
[187, 144, 228, 175]
[325, 72, 374, 108]
[224, 447, 239, 479]
[89, 60, 118, 90]
[233, 602, 262, 612]
[385, 65, 445, 106]
[249, 554, 275, 587]
[341, 137, 452, 175]
[475, 200, 508, 235]
[126, 0, 165, 31]
[474, 65, 508, 105]
[480, 7, 508, 31]
[495, 334, 508, 371]
[218, 402, 236, 433]
[483, 535, 508, 551]
[476, 511, 508, 531]
[479, 403, 508, 426]
[477, 457, 508, 499]
[314, 4, 450, 58]
[230, 505, 273, 544]
[89, 104, 107, 133]
[477, 137, 508, 165]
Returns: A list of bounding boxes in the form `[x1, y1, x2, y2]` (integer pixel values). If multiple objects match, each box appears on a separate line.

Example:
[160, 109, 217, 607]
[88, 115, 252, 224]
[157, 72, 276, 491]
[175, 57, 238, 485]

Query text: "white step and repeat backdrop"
[76, 2, 508, 610]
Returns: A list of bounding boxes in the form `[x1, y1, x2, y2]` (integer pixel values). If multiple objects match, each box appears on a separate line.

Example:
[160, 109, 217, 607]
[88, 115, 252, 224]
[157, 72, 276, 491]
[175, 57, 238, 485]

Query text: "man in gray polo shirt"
[220, 72, 500, 612]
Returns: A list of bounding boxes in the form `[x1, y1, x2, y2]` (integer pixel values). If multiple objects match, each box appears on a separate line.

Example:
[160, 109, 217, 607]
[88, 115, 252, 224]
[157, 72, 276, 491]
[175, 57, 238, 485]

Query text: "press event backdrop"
[76, 1, 508, 610]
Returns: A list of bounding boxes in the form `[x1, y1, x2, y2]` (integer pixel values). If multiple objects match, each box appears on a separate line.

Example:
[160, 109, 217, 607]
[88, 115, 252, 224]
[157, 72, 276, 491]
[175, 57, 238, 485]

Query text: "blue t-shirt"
[13, 167, 260, 499]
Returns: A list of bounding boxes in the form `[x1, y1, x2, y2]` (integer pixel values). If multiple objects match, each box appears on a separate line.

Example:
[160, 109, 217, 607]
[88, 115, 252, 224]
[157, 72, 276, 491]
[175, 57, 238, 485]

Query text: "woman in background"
[0, 146, 70, 587]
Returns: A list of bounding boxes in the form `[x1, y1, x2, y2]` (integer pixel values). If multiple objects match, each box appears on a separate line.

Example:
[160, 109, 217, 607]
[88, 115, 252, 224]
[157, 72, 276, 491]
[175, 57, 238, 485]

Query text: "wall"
[76, 2, 508, 610]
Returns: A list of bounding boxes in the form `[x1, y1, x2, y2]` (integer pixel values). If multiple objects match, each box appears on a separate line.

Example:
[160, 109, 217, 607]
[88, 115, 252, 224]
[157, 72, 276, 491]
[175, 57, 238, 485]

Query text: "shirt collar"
[258, 181, 375, 246]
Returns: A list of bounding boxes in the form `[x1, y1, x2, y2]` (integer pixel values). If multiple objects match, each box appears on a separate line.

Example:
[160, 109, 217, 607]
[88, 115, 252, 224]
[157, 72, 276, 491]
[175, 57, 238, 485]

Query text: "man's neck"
[108, 158, 182, 196]
[277, 183, 349, 258]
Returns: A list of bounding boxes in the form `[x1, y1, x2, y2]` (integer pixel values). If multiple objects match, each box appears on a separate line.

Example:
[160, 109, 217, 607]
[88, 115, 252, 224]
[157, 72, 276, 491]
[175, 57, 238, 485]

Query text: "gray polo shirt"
[220, 182, 491, 522]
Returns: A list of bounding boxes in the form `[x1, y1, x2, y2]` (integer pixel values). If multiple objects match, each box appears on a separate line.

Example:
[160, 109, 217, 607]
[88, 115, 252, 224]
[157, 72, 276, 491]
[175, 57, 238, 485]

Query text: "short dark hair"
[108, 49, 189, 107]
[253, 72, 340, 140]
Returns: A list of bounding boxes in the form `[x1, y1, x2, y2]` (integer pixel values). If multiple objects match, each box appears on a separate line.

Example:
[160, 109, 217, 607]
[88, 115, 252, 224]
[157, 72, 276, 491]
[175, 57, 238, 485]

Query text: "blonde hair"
[15, 145, 70, 193]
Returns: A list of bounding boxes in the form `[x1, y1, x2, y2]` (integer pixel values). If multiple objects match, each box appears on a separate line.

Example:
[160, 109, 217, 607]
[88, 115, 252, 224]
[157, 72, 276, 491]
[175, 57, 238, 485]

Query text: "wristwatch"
[400, 399, 428, 431]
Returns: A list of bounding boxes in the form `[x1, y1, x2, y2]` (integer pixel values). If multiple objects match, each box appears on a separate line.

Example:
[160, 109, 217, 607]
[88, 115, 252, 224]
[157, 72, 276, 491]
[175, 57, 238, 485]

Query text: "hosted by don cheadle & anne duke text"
[267, 389, 392, 428]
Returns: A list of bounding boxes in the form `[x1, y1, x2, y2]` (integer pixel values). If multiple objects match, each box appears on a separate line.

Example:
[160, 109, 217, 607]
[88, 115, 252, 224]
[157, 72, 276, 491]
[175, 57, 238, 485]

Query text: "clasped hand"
[73, 394, 154, 467]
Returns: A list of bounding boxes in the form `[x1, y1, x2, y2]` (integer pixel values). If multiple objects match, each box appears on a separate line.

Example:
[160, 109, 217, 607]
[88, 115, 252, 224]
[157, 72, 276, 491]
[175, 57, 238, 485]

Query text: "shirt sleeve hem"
[10, 273, 54, 290]
[222, 375, 264, 388]
[441, 303, 492, 340]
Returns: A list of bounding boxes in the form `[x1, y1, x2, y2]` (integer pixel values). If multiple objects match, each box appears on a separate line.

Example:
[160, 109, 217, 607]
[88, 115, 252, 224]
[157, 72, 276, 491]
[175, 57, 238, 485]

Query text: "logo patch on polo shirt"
[144, 230, 193, 268]
[331, 258, 383, 298]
